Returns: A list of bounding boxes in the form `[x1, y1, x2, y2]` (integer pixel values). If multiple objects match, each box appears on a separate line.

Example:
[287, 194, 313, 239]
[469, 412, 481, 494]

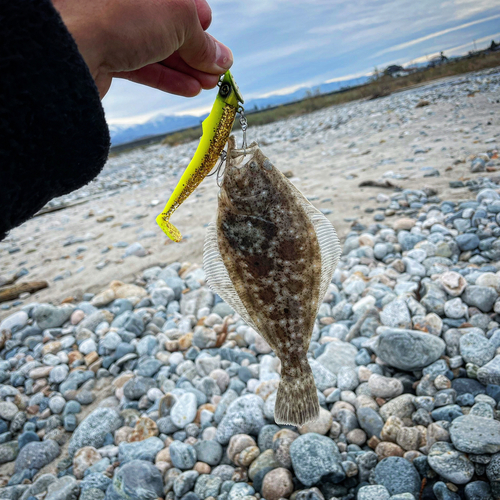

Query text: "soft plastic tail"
[274, 360, 320, 427]
[156, 214, 182, 243]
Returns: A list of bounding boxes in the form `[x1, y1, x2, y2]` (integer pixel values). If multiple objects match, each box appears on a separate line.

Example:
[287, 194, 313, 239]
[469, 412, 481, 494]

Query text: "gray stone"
[0, 311, 28, 333]
[194, 440, 223, 466]
[427, 442, 474, 484]
[357, 407, 384, 438]
[194, 474, 222, 498]
[290, 433, 344, 487]
[368, 374, 403, 399]
[49, 364, 69, 384]
[380, 300, 412, 329]
[0, 402, 18, 421]
[444, 298, 468, 319]
[228, 482, 255, 500]
[49, 396, 66, 415]
[118, 437, 164, 463]
[450, 415, 500, 454]
[151, 287, 175, 307]
[45, 476, 79, 500]
[462, 286, 498, 313]
[486, 453, 500, 482]
[456, 234, 480, 251]
[379, 394, 415, 421]
[123, 377, 156, 400]
[173, 470, 199, 497]
[68, 408, 121, 456]
[34, 304, 74, 330]
[316, 341, 358, 374]
[373, 327, 445, 370]
[477, 356, 500, 386]
[123, 242, 147, 258]
[170, 392, 197, 429]
[169, 440, 197, 470]
[309, 359, 336, 391]
[460, 332, 495, 367]
[216, 395, 266, 444]
[106, 460, 163, 500]
[357, 485, 390, 500]
[464, 481, 493, 500]
[336, 367, 358, 391]
[14, 440, 60, 472]
[80, 472, 112, 492]
[0, 441, 19, 464]
[372, 457, 421, 498]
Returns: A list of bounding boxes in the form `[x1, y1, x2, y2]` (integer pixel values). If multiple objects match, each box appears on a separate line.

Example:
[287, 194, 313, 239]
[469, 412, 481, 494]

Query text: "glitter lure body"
[203, 136, 341, 426]
[156, 71, 244, 242]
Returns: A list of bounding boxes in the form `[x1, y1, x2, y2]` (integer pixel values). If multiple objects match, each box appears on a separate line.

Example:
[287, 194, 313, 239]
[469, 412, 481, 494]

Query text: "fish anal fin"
[203, 222, 259, 331]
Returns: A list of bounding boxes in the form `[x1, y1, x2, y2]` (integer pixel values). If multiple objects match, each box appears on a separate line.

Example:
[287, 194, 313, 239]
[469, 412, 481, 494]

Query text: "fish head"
[219, 135, 276, 215]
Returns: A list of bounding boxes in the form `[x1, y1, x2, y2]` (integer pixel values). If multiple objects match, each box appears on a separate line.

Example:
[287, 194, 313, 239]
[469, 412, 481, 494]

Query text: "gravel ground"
[0, 68, 499, 500]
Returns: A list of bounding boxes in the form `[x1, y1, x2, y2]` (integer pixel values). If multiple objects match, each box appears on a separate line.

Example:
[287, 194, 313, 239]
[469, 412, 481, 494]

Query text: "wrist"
[51, 0, 108, 87]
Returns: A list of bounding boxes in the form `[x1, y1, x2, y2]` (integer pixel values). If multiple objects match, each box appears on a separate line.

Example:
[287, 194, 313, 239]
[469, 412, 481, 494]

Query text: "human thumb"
[178, 27, 233, 74]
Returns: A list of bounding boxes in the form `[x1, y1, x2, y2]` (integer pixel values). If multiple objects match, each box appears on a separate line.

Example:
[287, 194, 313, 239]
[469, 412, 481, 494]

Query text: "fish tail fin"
[275, 360, 320, 427]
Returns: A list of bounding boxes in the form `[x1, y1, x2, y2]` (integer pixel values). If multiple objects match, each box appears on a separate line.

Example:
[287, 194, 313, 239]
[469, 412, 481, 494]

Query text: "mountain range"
[108, 75, 370, 146]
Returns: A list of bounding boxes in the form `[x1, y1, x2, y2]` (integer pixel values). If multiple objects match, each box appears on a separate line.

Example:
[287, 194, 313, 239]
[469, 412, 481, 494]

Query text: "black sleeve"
[0, 0, 110, 240]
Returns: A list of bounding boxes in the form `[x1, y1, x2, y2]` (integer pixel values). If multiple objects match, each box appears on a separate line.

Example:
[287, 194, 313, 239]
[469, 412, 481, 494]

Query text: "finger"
[113, 64, 202, 97]
[178, 25, 233, 75]
[194, 0, 212, 30]
[161, 52, 219, 89]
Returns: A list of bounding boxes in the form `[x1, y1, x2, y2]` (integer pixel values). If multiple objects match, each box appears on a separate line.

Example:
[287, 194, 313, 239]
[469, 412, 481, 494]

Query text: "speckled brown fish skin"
[215, 136, 324, 425]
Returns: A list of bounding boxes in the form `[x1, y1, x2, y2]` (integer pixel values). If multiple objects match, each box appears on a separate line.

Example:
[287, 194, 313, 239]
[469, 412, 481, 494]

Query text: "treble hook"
[207, 149, 227, 187]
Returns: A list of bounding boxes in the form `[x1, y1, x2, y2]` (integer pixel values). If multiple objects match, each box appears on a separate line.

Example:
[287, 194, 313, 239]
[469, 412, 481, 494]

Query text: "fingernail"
[215, 42, 233, 70]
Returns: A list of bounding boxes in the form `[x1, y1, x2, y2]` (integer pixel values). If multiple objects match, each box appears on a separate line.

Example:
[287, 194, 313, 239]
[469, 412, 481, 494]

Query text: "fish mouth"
[227, 135, 260, 168]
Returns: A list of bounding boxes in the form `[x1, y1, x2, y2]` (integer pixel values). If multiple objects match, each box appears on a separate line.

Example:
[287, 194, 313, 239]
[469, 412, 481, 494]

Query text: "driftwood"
[0, 281, 48, 303]
[358, 179, 400, 189]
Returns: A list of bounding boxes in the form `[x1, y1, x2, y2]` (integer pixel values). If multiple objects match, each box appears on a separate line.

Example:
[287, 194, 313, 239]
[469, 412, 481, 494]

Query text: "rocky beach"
[0, 67, 500, 500]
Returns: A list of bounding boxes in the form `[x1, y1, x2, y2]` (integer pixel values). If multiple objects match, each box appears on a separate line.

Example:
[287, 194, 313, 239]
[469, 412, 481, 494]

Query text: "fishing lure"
[156, 70, 244, 242]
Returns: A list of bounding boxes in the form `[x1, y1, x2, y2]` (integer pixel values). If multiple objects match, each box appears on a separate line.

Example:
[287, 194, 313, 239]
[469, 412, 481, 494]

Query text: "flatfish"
[203, 136, 341, 426]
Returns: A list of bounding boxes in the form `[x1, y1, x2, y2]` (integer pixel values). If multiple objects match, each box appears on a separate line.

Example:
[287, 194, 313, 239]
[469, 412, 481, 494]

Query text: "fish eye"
[263, 159, 273, 171]
[219, 83, 232, 98]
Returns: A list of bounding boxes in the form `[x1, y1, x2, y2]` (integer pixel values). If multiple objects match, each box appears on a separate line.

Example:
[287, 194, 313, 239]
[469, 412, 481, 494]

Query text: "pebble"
[373, 327, 446, 370]
[261, 467, 294, 500]
[368, 374, 403, 399]
[169, 440, 197, 469]
[358, 485, 391, 500]
[68, 408, 122, 456]
[427, 442, 475, 484]
[373, 456, 421, 498]
[171, 392, 197, 428]
[14, 439, 60, 472]
[216, 395, 266, 444]
[106, 459, 163, 499]
[450, 415, 500, 454]
[290, 433, 344, 486]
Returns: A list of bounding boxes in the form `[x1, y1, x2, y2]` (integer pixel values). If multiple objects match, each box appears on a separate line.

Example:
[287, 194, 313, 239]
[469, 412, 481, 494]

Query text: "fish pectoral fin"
[203, 222, 259, 331]
[275, 359, 320, 427]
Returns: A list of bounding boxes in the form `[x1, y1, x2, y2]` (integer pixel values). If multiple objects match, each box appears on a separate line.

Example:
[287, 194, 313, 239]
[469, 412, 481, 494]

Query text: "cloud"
[374, 13, 500, 57]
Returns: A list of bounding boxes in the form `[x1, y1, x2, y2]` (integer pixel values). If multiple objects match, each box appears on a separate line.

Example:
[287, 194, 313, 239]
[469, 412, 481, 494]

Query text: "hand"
[52, 0, 233, 98]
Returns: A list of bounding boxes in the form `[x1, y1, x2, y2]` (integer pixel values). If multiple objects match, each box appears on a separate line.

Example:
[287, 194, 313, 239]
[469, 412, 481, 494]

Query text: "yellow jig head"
[156, 70, 244, 242]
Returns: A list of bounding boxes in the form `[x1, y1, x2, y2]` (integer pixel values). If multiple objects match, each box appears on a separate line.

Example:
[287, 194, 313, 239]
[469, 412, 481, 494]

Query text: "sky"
[102, 0, 500, 127]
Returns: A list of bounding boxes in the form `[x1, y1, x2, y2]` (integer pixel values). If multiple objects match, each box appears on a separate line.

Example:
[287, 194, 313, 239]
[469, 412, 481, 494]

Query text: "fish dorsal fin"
[203, 222, 259, 331]
[282, 174, 342, 313]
